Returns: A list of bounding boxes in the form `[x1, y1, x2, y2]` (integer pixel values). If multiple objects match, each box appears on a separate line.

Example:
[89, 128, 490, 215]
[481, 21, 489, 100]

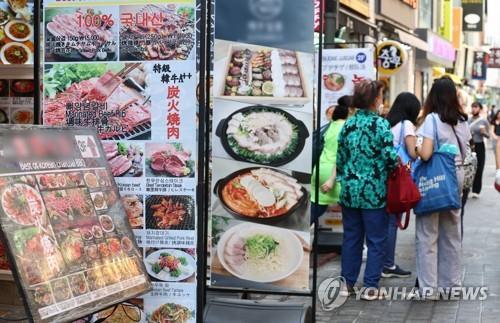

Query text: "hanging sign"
[376, 40, 407, 76]
[488, 48, 500, 69]
[40, 0, 199, 321]
[472, 51, 488, 80]
[462, 0, 483, 32]
[0, 125, 150, 323]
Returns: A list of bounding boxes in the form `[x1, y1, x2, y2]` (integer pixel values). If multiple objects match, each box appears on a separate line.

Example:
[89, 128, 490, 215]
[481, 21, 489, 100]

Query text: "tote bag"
[394, 121, 413, 165]
[413, 116, 461, 215]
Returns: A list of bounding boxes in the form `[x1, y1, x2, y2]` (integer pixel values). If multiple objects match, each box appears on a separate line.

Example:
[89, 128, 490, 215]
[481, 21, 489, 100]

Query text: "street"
[316, 150, 500, 322]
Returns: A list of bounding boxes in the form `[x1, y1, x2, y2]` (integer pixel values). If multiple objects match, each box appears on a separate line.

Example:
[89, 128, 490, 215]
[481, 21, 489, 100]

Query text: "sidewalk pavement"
[316, 151, 500, 322]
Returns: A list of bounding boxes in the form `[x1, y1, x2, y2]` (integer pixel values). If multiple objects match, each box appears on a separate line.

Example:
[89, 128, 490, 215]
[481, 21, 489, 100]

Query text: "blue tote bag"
[395, 121, 413, 166]
[413, 116, 460, 215]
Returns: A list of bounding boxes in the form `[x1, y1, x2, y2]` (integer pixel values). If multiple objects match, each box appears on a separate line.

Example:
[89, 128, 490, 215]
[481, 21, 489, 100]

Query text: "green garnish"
[245, 234, 279, 260]
[179, 257, 187, 266]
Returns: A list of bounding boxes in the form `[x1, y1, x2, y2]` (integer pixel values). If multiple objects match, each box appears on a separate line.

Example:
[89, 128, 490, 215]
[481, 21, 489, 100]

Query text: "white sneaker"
[471, 193, 480, 199]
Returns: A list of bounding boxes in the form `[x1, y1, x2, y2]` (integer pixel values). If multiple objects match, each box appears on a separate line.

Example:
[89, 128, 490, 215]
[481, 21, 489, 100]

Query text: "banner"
[41, 0, 199, 321]
[472, 51, 488, 80]
[0, 125, 150, 322]
[489, 48, 500, 69]
[376, 40, 407, 76]
[210, 0, 314, 294]
[462, 0, 483, 32]
[321, 48, 375, 124]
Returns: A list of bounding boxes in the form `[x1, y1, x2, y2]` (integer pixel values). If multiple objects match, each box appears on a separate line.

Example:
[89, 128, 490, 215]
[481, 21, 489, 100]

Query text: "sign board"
[340, 0, 369, 17]
[376, 41, 407, 76]
[210, 0, 314, 294]
[40, 0, 200, 321]
[488, 48, 500, 69]
[462, 0, 483, 32]
[0, 125, 150, 323]
[321, 48, 375, 122]
[472, 51, 488, 80]
[452, 7, 463, 49]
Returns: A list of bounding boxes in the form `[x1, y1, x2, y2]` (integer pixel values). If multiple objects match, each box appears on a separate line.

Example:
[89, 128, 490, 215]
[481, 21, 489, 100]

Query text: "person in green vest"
[310, 95, 351, 224]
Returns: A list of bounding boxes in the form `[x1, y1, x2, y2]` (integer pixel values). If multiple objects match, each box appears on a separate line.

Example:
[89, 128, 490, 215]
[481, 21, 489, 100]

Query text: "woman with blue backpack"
[310, 95, 352, 224]
[414, 76, 471, 299]
[383, 92, 421, 279]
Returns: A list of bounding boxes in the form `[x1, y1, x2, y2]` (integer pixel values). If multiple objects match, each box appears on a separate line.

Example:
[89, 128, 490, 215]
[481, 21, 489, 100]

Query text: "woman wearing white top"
[383, 92, 421, 279]
[416, 77, 471, 299]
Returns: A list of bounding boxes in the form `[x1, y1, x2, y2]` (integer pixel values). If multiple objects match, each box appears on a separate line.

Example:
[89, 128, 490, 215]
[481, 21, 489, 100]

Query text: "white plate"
[217, 222, 304, 283]
[0, 42, 32, 64]
[5, 20, 32, 42]
[145, 249, 196, 282]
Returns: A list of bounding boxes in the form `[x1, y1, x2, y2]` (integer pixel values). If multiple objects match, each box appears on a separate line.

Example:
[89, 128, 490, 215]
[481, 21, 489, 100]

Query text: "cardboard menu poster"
[0, 125, 151, 323]
[0, 0, 35, 65]
[41, 0, 198, 321]
[209, 0, 314, 294]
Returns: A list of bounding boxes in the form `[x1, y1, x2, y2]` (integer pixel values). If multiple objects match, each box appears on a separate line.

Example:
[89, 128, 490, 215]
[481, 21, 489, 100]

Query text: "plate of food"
[1, 183, 45, 225]
[0, 110, 8, 124]
[145, 249, 195, 282]
[99, 214, 114, 232]
[91, 192, 107, 210]
[95, 302, 143, 323]
[5, 20, 32, 42]
[0, 8, 10, 26]
[216, 105, 309, 166]
[323, 72, 345, 92]
[11, 80, 34, 95]
[69, 273, 88, 296]
[214, 167, 307, 223]
[0, 42, 32, 64]
[84, 172, 99, 188]
[147, 143, 194, 177]
[147, 303, 193, 323]
[11, 109, 33, 124]
[51, 278, 72, 302]
[217, 222, 303, 283]
[219, 45, 309, 104]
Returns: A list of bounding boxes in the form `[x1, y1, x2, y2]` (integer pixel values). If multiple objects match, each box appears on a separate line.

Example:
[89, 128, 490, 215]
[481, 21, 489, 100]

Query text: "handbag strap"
[451, 126, 465, 163]
[469, 117, 483, 130]
[396, 211, 411, 230]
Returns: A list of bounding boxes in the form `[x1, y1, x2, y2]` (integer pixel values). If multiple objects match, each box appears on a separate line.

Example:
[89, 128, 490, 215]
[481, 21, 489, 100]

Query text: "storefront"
[415, 29, 457, 102]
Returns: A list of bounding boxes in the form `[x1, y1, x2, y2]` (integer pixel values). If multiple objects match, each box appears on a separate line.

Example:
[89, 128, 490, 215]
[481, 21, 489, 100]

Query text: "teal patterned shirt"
[337, 109, 398, 209]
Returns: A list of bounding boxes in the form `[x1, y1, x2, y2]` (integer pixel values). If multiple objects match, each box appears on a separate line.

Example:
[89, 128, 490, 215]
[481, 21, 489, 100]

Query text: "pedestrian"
[337, 81, 398, 300]
[491, 110, 500, 154]
[383, 92, 421, 278]
[415, 76, 471, 300]
[495, 116, 500, 192]
[469, 102, 490, 198]
[310, 96, 351, 223]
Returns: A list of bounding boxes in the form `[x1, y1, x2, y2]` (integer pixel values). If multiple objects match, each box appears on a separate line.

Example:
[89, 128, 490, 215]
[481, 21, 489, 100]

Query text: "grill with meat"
[47, 12, 114, 59]
[43, 71, 151, 139]
[150, 198, 187, 229]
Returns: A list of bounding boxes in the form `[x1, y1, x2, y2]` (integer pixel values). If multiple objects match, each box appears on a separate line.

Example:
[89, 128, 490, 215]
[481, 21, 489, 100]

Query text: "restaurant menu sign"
[210, 0, 314, 294]
[0, 0, 35, 65]
[0, 125, 150, 323]
[321, 48, 375, 123]
[41, 0, 199, 321]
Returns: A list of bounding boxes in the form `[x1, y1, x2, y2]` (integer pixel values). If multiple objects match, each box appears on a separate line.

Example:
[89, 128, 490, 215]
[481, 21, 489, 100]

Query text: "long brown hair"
[422, 76, 468, 125]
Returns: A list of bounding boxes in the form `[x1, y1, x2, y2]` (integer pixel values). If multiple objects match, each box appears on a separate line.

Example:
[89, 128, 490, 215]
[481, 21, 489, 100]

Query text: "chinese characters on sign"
[488, 48, 500, 69]
[377, 41, 406, 76]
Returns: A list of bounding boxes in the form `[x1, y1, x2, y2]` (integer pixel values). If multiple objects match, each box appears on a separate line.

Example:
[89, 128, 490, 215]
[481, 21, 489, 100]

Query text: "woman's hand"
[321, 178, 335, 193]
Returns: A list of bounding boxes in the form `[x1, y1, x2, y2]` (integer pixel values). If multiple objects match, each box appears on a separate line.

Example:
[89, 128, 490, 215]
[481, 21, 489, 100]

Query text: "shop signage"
[488, 48, 500, 69]
[0, 125, 151, 322]
[210, 0, 314, 294]
[439, 0, 452, 42]
[462, 0, 483, 32]
[452, 7, 463, 49]
[376, 40, 406, 76]
[472, 51, 488, 80]
[41, 0, 200, 320]
[321, 48, 375, 124]
[314, 0, 322, 32]
[401, 0, 417, 9]
[340, 0, 370, 18]
[428, 33, 456, 62]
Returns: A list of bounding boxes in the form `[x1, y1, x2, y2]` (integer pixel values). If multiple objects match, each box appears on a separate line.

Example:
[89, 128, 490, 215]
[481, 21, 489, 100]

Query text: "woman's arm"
[405, 135, 418, 160]
[321, 165, 336, 193]
[417, 137, 434, 161]
[496, 139, 500, 170]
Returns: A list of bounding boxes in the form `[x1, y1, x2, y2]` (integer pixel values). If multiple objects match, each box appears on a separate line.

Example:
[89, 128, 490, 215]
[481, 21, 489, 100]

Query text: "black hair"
[386, 92, 421, 127]
[332, 95, 351, 120]
[471, 101, 483, 110]
[423, 76, 468, 125]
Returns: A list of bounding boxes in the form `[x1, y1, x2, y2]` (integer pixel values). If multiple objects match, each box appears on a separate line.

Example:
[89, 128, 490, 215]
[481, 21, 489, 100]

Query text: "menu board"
[0, 125, 150, 322]
[0, 79, 34, 124]
[210, 0, 314, 293]
[41, 0, 199, 321]
[0, 0, 34, 64]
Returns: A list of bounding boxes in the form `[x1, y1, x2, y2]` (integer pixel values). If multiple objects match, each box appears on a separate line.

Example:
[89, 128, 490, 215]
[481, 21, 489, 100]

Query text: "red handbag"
[386, 160, 421, 230]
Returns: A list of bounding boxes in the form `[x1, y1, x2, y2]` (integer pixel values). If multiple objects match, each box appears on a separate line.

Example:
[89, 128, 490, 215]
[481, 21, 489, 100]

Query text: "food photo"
[210, 219, 310, 292]
[102, 142, 144, 177]
[145, 142, 194, 178]
[119, 4, 195, 61]
[145, 300, 195, 323]
[0, 0, 33, 64]
[44, 6, 118, 62]
[43, 63, 152, 140]
[144, 248, 196, 283]
[122, 194, 144, 229]
[145, 195, 194, 231]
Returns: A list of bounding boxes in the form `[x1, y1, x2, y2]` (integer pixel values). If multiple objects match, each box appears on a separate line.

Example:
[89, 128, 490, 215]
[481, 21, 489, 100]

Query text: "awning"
[397, 30, 429, 52]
